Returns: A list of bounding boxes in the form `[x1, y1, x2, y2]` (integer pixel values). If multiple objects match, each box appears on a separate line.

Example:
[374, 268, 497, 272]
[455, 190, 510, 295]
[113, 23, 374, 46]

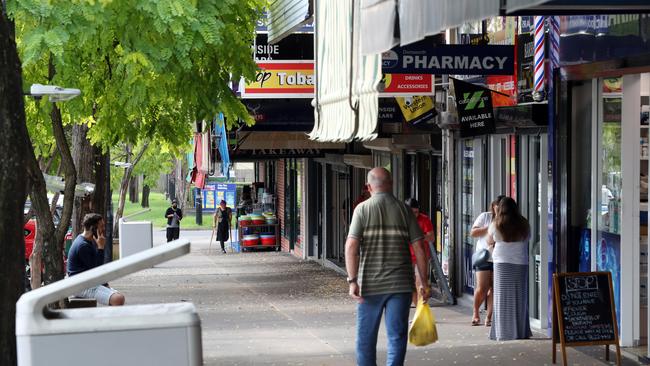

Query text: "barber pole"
[549, 16, 560, 70]
[533, 16, 546, 101]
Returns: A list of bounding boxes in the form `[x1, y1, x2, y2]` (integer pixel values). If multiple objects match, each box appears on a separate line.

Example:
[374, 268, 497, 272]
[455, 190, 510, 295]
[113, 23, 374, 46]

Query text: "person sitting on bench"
[67, 213, 125, 306]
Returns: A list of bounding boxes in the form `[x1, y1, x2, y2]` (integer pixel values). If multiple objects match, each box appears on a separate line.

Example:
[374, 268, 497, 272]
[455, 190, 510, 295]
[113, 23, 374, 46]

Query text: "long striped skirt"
[490, 262, 533, 341]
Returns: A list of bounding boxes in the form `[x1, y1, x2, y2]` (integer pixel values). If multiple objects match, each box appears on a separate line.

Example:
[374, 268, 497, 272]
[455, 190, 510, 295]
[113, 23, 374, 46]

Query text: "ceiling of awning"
[236, 132, 345, 150]
[359, 0, 551, 55]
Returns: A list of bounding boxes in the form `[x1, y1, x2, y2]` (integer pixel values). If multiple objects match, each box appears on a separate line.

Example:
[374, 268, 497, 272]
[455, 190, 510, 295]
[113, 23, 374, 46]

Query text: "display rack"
[238, 223, 280, 251]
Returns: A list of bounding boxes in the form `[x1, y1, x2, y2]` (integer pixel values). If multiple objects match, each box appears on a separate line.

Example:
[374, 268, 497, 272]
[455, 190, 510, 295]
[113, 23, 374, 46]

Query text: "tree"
[10, 0, 264, 282]
[0, 6, 28, 365]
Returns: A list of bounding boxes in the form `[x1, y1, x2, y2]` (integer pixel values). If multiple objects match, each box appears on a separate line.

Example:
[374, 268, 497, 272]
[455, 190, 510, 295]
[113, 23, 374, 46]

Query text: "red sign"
[380, 74, 433, 95]
[486, 75, 517, 107]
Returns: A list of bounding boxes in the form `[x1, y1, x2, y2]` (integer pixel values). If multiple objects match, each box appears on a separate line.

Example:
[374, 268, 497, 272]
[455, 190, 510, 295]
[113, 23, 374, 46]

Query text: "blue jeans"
[356, 292, 411, 366]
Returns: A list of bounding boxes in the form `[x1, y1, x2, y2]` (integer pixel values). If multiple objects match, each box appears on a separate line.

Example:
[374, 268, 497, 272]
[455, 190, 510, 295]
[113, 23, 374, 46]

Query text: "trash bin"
[119, 219, 153, 259]
[16, 239, 202, 366]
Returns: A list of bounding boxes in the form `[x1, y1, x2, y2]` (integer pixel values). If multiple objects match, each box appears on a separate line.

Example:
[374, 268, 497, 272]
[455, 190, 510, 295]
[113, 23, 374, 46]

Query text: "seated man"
[67, 213, 125, 306]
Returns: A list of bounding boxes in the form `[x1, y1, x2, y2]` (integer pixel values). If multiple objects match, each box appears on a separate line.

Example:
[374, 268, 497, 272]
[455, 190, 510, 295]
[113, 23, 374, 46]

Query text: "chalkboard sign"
[552, 272, 620, 366]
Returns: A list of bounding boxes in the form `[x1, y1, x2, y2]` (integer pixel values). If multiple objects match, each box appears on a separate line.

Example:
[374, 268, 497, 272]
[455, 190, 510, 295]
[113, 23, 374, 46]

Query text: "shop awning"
[309, 0, 382, 142]
[343, 154, 374, 169]
[360, 0, 550, 55]
[236, 132, 345, 150]
[266, 0, 312, 44]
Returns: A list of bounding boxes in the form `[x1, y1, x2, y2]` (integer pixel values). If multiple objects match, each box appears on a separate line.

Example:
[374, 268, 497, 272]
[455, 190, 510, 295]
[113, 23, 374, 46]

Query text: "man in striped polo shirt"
[346, 167, 431, 366]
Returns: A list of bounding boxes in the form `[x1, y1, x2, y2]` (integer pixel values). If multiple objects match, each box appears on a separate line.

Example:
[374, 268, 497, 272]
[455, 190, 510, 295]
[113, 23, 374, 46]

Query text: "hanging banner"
[396, 96, 435, 125]
[486, 75, 517, 107]
[453, 78, 496, 138]
[241, 61, 314, 98]
[379, 74, 434, 95]
[382, 41, 515, 75]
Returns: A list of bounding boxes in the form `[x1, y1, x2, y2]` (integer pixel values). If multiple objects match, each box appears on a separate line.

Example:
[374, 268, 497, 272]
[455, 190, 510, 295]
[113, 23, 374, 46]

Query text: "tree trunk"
[0, 12, 29, 365]
[46, 100, 76, 286]
[141, 181, 150, 208]
[91, 147, 108, 219]
[128, 174, 138, 203]
[71, 124, 95, 237]
[113, 143, 150, 236]
[174, 158, 188, 209]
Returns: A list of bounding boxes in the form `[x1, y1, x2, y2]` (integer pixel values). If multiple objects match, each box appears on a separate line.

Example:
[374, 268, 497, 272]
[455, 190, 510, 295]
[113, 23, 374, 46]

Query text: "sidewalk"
[113, 230, 637, 366]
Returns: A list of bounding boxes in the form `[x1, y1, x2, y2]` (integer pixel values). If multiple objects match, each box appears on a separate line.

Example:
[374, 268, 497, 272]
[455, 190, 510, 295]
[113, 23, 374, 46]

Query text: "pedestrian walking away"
[213, 200, 233, 254]
[67, 213, 125, 306]
[346, 167, 431, 366]
[487, 196, 533, 341]
[469, 195, 505, 327]
[404, 197, 434, 307]
[165, 198, 183, 242]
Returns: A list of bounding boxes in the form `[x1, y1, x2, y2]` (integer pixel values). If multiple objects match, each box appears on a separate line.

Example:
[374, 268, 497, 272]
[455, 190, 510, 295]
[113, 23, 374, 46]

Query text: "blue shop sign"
[382, 42, 514, 75]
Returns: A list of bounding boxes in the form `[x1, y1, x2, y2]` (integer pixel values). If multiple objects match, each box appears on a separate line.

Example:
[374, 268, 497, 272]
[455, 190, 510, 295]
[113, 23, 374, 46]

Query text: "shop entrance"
[456, 132, 548, 328]
[560, 73, 650, 351]
[326, 165, 350, 267]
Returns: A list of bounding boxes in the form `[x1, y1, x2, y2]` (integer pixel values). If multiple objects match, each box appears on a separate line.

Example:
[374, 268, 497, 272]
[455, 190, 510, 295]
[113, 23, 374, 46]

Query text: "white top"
[488, 223, 529, 265]
[472, 212, 492, 252]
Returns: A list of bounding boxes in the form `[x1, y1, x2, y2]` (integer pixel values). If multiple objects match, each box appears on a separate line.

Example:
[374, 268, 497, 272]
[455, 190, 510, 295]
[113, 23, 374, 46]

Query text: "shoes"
[485, 319, 492, 327]
[222, 249, 227, 254]
[471, 318, 481, 326]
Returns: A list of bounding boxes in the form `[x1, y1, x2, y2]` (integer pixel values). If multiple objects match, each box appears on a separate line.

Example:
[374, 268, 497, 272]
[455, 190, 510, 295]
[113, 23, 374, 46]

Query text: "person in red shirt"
[405, 198, 434, 306]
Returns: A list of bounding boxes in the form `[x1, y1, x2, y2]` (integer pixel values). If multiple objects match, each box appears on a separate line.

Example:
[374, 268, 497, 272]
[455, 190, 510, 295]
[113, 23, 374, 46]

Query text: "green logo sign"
[462, 91, 485, 110]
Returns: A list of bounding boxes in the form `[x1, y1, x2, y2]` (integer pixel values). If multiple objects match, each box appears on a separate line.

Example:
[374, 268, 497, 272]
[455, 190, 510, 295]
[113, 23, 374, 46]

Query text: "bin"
[16, 239, 202, 366]
[119, 219, 153, 259]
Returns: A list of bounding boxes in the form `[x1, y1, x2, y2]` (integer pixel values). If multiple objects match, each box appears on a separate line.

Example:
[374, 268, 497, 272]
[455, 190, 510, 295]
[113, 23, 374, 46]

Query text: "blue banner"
[383, 42, 515, 75]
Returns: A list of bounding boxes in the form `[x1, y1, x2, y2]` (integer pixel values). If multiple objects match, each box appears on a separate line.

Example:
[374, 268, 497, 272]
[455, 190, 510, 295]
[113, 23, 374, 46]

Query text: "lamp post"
[109, 161, 132, 262]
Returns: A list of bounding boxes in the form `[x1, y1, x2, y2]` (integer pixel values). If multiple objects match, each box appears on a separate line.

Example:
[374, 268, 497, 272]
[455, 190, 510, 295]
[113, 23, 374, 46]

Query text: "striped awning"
[360, 0, 551, 55]
[309, 0, 382, 142]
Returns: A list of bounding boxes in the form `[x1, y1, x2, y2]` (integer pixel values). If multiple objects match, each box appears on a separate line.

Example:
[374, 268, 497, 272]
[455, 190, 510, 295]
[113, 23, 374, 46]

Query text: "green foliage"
[10, 0, 265, 152]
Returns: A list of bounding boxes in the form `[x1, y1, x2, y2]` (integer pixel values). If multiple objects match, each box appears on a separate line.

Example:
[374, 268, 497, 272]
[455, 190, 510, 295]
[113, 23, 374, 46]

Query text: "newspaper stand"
[16, 239, 202, 366]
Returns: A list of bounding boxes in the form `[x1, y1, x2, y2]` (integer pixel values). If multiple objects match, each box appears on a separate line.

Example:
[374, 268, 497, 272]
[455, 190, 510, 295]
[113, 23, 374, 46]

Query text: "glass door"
[517, 134, 547, 326]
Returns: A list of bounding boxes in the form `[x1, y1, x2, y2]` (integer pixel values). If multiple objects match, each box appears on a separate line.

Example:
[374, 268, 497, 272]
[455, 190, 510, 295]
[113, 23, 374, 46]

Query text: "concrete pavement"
[112, 230, 636, 365]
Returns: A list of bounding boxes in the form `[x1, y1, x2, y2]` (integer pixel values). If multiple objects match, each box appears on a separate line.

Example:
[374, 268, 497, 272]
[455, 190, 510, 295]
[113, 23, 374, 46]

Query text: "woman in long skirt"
[487, 197, 532, 340]
[213, 200, 232, 254]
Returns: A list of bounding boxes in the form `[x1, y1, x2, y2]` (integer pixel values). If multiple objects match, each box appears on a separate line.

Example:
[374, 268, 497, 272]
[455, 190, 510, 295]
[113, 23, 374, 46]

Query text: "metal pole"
[195, 188, 202, 226]
[104, 152, 113, 263]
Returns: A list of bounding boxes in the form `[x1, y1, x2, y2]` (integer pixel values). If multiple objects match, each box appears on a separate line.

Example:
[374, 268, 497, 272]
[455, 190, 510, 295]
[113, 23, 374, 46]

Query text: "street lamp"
[28, 84, 81, 102]
[113, 162, 133, 169]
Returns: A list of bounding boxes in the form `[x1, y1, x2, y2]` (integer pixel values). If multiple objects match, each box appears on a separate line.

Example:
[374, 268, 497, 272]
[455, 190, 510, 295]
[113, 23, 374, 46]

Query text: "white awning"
[267, 0, 312, 44]
[503, 0, 554, 13]
[310, 0, 382, 142]
[360, 0, 551, 55]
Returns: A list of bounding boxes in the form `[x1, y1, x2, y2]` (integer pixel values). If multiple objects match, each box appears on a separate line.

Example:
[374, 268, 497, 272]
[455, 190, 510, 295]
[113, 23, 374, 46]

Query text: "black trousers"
[166, 227, 180, 242]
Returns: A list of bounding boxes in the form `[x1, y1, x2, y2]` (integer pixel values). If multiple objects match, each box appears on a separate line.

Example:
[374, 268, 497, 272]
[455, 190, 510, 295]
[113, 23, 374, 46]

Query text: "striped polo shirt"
[347, 192, 424, 296]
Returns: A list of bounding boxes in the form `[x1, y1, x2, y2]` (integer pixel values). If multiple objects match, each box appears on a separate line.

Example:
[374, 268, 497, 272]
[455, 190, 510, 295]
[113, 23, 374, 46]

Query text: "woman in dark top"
[213, 200, 232, 254]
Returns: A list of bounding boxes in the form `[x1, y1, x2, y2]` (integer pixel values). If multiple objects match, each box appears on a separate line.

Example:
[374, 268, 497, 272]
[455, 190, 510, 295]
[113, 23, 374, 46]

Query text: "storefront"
[551, 14, 650, 356]
[555, 71, 650, 352]
[454, 128, 549, 328]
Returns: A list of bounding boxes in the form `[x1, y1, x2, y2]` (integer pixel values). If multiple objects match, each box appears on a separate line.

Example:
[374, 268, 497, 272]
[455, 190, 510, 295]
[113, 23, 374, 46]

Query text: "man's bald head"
[367, 167, 392, 193]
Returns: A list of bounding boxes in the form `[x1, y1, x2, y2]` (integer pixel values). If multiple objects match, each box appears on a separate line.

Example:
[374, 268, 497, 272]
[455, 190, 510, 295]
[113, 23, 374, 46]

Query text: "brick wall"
[276, 158, 307, 259]
[277, 159, 287, 252]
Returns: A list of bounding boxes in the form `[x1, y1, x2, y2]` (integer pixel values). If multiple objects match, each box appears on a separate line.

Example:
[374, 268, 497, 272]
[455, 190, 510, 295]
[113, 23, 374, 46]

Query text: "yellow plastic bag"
[408, 299, 438, 346]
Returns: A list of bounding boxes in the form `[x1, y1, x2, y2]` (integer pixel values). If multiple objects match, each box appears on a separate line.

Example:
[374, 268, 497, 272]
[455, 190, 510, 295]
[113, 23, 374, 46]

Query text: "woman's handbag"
[472, 248, 491, 268]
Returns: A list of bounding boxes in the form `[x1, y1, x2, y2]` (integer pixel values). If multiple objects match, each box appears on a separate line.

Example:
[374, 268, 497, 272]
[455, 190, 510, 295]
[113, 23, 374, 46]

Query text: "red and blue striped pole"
[533, 16, 546, 101]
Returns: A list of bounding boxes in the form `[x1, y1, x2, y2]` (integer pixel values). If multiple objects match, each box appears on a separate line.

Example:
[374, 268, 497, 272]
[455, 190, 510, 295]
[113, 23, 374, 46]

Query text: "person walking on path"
[213, 200, 232, 254]
[469, 195, 505, 327]
[165, 198, 183, 242]
[487, 196, 532, 341]
[67, 213, 125, 306]
[404, 197, 434, 307]
[345, 167, 431, 366]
